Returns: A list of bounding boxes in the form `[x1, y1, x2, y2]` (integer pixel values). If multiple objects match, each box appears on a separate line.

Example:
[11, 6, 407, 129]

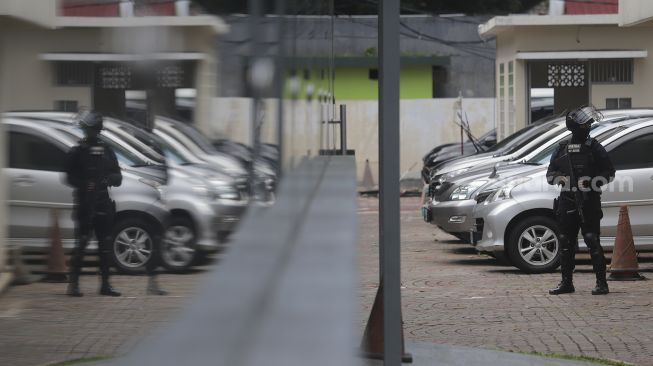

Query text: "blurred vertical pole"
[275, 0, 286, 180]
[379, 0, 401, 365]
[248, 0, 261, 198]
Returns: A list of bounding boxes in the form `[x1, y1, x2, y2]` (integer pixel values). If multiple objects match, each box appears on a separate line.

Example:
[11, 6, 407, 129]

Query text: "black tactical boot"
[67, 279, 83, 297]
[99, 280, 121, 297]
[549, 280, 575, 295]
[147, 276, 168, 296]
[592, 280, 609, 295]
[550, 243, 575, 295]
[586, 233, 609, 295]
[67, 248, 84, 297]
[99, 284, 121, 296]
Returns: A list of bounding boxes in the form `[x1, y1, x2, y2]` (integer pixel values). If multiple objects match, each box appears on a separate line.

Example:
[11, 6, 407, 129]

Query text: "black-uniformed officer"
[546, 106, 615, 295]
[65, 111, 122, 297]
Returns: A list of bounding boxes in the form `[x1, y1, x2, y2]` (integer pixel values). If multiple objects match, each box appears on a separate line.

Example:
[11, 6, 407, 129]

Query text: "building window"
[591, 59, 633, 83]
[368, 68, 378, 80]
[54, 100, 78, 112]
[54, 62, 93, 86]
[498, 63, 505, 139]
[606, 98, 632, 109]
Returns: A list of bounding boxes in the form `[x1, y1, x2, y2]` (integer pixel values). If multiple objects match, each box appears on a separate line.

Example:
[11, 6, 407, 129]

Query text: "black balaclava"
[566, 108, 593, 143]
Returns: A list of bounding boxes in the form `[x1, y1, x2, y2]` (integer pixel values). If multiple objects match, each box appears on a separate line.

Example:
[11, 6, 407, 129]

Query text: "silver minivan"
[5, 117, 169, 273]
[33, 118, 241, 272]
[424, 114, 652, 241]
[472, 118, 653, 273]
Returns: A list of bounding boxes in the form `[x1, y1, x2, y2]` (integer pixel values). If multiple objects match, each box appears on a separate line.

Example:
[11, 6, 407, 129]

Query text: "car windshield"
[54, 126, 152, 167]
[165, 120, 218, 155]
[108, 121, 193, 165]
[500, 122, 560, 156]
[525, 125, 628, 165]
[156, 136, 194, 165]
[485, 122, 545, 153]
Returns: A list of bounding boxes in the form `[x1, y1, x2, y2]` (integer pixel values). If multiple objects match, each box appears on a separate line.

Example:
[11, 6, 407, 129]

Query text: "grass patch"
[521, 351, 634, 366]
[47, 356, 111, 366]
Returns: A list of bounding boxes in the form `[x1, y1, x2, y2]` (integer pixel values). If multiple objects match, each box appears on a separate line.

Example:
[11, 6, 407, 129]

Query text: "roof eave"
[479, 14, 620, 38]
[53, 15, 229, 34]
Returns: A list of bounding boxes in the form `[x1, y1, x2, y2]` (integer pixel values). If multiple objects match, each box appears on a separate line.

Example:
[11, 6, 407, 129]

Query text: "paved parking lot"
[359, 197, 653, 366]
[1, 197, 652, 366]
[0, 265, 213, 366]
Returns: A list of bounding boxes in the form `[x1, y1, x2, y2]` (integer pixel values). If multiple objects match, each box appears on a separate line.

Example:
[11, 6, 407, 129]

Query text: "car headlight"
[486, 177, 532, 203]
[449, 180, 488, 201]
[445, 167, 471, 180]
[139, 177, 165, 202]
[213, 182, 240, 201]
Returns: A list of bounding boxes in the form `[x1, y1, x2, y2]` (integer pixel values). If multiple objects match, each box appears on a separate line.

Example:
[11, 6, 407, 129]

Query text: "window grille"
[54, 100, 78, 112]
[591, 59, 633, 83]
[547, 63, 585, 87]
[54, 62, 93, 86]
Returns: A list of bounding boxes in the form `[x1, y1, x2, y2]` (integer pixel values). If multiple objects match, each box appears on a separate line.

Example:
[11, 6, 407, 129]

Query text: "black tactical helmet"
[77, 110, 103, 131]
[566, 106, 600, 131]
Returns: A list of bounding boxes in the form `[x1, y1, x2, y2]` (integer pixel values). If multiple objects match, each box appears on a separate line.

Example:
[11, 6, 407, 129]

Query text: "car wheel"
[161, 216, 197, 272]
[506, 216, 561, 273]
[111, 217, 155, 274]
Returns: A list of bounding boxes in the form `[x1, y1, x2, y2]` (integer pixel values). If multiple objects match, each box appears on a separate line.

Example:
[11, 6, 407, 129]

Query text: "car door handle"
[13, 175, 35, 186]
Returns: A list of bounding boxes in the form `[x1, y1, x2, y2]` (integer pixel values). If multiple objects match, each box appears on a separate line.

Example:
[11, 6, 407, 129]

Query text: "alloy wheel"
[113, 226, 153, 269]
[517, 225, 559, 267]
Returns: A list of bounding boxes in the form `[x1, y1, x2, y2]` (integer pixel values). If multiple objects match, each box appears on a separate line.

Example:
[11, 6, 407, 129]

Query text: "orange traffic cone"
[361, 283, 413, 362]
[42, 209, 68, 283]
[608, 206, 645, 281]
[361, 159, 376, 192]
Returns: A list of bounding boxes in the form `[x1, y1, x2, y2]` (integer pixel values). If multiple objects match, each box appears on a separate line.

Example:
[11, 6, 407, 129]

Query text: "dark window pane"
[9, 132, 67, 171]
[606, 98, 618, 109]
[609, 133, 653, 170]
[619, 98, 632, 109]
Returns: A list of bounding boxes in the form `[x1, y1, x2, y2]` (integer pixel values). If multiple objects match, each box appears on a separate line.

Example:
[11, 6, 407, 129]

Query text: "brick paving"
[1, 196, 652, 365]
[0, 266, 212, 366]
[359, 197, 653, 366]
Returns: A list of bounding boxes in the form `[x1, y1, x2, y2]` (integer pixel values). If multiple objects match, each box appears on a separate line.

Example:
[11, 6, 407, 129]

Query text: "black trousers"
[555, 195, 607, 282]
[70, 196, 115, 283]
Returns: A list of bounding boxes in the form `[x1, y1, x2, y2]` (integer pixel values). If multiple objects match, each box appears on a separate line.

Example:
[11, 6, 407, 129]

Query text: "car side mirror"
[484, 138, 497, 147]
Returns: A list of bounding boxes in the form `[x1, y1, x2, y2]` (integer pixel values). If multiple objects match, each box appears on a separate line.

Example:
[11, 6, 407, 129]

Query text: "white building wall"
[209, 97, 496, 186]
[619, 0, 653, 26]
[492, 24, 653, 134]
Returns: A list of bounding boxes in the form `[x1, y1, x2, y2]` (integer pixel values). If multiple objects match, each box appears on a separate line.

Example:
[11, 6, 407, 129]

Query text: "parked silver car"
[5, 117, 169, 273]
[428, 110, 653, 187]
[154, 117, 276, 203]
[471, 118, 653, 273]
[424, 114, 652, 241]
[15, 115, 245, 272]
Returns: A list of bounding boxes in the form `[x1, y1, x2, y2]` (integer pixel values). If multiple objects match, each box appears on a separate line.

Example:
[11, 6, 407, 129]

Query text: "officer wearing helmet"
[64, 111, 122, 297]
[546, 106, 615, 295]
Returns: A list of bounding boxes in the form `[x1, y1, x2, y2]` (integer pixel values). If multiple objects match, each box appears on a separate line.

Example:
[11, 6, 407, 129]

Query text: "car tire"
[506, 216, 561, 274]
[160, 216, 197, 273]
[110, 217, 156, 274]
